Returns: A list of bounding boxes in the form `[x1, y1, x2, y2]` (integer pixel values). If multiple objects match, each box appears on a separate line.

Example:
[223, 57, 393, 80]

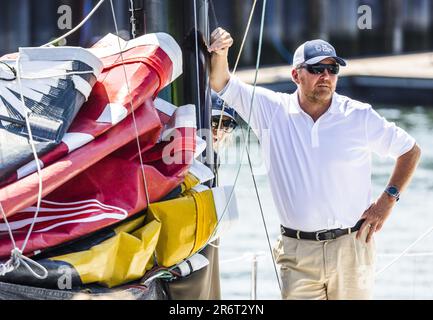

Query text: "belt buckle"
[315, 229, 331, 242]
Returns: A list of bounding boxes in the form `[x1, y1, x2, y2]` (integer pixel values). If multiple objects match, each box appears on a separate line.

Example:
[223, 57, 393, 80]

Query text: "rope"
[169, 0, 283, 292]
[208, 0, 219, 30]
[215, 0, 283, 292]
[193, 0, 203, 159]
[108, 0, 152, 209]
[40, 0, 106, 47]
[232, 0, 258, 75]
[0, 0, 112, 279]
[242, 134, 282, 290]
[210, 0, 283, 291]
[378, 252, 433, 258]
[214, 0, 257, 150]
[141, 268, 177, 287]
[0, 55, 48, 280]
[376, 224, 433, 277]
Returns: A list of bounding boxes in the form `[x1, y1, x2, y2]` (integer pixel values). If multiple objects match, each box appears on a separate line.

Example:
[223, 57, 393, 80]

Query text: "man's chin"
[314, 91, 332, 101]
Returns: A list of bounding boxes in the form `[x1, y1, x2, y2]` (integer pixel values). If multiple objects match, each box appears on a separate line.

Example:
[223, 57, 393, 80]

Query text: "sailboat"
[0, 0, 239, 299]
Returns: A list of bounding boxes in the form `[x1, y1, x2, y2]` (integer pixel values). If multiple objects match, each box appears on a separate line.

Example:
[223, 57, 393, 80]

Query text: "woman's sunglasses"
[212, 117, 237, 133]
[298, 63, 340, 75]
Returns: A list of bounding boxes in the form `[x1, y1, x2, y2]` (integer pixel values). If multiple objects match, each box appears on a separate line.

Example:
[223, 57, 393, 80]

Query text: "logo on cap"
[314, 44, 333, 53]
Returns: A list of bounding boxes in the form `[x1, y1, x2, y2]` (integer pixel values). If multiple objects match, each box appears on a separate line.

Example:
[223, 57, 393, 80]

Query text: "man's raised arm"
[208, 28, 233, 92]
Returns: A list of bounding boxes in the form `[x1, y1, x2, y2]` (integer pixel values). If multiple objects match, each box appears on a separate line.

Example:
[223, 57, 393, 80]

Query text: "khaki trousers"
[273, 228, 376, 300]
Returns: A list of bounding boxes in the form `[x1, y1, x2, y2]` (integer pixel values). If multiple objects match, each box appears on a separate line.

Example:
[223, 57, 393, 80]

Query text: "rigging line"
[193, 0, 203, 153]
[209, 0, 283, 291]
[109, 0, 151, 208]
[174, 0, 265, 259]
[213, 120, 281, 292]
[376, 251, 433, 258]
[214, 0, 257, 152]
[376, 224, 433, 277]
[41, 0, 106, 47]
[208, 0, 219, 30]
[169, 2, 279, 291]
[213, 0, 257, 164]
[232, 0, 258, 75]
[243, 130, 282, 291]
[378, 252, 433, 257]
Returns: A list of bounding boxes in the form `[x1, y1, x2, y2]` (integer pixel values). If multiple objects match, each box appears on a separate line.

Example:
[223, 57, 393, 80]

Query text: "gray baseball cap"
[293, 39, 347, 67]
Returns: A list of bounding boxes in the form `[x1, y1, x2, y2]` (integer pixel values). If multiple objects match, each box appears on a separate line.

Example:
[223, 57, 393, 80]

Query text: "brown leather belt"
[280, 219, 365, 242]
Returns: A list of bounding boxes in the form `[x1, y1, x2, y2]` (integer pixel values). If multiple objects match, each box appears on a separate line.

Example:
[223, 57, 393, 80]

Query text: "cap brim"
[212, 109, 235, 120]
[305, 55, 347, 66]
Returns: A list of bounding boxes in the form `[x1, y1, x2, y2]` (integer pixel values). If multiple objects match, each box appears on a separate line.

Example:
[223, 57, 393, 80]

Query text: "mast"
[141, 0, 215, 185]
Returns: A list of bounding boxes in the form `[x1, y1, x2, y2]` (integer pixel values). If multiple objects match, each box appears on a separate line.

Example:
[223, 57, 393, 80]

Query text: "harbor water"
[217, 105, 433, 300]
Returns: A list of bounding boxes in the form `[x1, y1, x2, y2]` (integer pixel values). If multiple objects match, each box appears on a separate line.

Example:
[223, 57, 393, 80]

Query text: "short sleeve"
[218, 75, 282, 141]
[366, 108, 416, 159]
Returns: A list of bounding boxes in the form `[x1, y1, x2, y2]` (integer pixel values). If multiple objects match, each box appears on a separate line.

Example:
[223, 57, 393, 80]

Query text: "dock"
[235, 52, 433, 106]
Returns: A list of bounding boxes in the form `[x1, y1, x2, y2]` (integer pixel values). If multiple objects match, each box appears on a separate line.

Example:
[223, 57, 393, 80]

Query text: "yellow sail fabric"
[180, 173, 201, 193]
[49, 219, 161, 288]
[146, 188, 218, 267]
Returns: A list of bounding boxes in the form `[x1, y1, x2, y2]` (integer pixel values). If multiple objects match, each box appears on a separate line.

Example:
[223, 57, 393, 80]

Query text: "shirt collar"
[288, 91, 302, 114]
[328, 93, 343, 114]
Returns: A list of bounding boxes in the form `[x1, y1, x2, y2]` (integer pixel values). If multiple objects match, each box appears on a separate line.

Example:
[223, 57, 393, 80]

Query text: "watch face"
[388, 186, 398, 195]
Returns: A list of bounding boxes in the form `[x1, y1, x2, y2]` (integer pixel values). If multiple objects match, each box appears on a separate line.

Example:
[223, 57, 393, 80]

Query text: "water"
[217, 105, 433, 300]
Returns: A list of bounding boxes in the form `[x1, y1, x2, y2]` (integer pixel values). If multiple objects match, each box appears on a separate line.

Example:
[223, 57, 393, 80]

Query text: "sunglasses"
[298, 63, 340, 75]
[212, 117, 237, 133]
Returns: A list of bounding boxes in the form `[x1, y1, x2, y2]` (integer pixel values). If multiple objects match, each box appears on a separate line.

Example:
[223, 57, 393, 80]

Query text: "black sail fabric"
[0, 278, 168, 300]
[0, 47, 103, 180]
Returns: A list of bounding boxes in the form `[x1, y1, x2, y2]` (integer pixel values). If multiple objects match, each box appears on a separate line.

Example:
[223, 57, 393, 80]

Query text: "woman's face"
[212, 115, 234, 149]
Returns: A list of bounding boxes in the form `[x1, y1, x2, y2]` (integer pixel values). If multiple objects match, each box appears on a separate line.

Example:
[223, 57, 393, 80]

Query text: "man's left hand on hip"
[357, 193, 396, 243]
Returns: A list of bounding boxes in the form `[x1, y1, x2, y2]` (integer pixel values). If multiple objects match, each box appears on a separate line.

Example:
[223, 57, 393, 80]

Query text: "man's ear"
[291, 68, 300, 84]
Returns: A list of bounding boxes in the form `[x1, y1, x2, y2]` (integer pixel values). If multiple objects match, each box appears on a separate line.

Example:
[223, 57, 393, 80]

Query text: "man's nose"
[320, 68, 331, 79]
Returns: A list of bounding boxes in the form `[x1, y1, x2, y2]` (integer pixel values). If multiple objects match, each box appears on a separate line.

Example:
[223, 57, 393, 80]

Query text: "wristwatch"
[384, 185, 400, 202]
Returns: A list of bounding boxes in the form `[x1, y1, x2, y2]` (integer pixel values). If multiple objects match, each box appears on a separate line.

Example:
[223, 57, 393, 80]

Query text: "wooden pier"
[235, 52, 433, 106]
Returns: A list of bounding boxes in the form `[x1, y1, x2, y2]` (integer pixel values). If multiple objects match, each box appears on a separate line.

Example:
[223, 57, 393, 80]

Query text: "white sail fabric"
[0, 46, 103, 180]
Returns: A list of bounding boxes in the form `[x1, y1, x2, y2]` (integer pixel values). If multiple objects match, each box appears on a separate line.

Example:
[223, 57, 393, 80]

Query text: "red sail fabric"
[0, 101, 196, 258]
[0, 32, 182, 187]
[0, 100, 162, 218]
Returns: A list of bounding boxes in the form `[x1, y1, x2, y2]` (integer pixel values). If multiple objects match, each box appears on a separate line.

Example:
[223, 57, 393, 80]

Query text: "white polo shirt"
[219, 76, 416, 232]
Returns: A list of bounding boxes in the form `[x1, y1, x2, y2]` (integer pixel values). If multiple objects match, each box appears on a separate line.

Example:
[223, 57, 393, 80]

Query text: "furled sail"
[0, 47, 103, 180]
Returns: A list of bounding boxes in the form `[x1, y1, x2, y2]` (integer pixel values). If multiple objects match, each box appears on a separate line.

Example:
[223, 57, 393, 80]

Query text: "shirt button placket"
[311, 120, 320, 148]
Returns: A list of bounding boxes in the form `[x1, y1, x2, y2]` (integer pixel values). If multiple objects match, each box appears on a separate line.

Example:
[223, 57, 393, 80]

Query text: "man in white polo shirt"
[208, 27, 421, 300]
